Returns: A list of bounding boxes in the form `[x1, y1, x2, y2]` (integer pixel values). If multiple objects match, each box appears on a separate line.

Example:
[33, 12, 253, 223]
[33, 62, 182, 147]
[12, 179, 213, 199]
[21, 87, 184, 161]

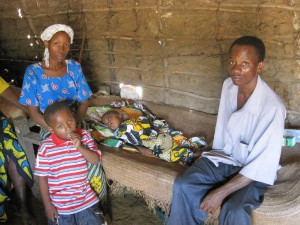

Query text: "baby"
[101, 110, 207, 165]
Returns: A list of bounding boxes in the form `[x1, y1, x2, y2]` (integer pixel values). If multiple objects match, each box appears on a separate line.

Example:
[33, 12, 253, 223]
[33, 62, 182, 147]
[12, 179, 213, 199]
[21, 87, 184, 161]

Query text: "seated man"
[167, 36, 286, 225]
[0, 76, 36, 225]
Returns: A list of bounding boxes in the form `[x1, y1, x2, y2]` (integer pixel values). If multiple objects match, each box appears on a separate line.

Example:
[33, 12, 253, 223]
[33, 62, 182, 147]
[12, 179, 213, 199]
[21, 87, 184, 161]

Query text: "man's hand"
[199, 188, 225, 214]
[200, 174, 253, 214]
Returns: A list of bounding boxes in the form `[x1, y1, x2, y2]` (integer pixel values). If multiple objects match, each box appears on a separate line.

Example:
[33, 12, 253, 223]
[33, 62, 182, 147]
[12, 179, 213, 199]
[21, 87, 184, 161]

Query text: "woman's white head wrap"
[40, 24, 74, 67]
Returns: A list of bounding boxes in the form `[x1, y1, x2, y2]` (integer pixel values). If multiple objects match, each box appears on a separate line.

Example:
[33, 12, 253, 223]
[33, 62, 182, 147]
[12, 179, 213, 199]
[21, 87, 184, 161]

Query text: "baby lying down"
[100, 109, 207, 166]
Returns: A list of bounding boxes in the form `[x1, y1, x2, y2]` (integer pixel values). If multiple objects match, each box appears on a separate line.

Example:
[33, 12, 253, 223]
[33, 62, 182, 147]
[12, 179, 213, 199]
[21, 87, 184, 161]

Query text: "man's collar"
[228, 75, 262, 115]
[243, 75, 262, 115]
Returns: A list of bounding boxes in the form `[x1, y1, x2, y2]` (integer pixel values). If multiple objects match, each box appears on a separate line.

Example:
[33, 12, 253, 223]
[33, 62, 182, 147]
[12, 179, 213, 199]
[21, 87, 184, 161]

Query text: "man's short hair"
[44, 101, 71, 125]
[230, 36, 266, 62]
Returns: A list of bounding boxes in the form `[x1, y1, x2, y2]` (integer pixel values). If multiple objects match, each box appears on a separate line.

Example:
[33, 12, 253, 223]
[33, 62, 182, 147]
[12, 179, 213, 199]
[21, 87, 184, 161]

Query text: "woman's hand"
[28, 105, 49, 129]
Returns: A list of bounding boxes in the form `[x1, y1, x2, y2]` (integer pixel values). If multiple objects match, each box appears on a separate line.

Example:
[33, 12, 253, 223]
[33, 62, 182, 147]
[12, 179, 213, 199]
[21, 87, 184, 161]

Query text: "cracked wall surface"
[0, 0, 299, 126]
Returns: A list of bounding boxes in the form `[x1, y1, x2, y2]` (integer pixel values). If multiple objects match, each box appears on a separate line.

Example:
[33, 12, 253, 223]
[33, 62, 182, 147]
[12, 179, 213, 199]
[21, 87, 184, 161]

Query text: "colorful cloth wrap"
[0, 115, 33, 222]
[85, 100, 207, 165]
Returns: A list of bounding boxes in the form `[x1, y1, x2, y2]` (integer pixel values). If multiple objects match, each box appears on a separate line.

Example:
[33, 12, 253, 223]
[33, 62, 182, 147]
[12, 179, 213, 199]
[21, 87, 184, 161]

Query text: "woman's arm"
[27, 105, 49, 130]
[29, 98, 89, 129]
[75, 99, 89, 123]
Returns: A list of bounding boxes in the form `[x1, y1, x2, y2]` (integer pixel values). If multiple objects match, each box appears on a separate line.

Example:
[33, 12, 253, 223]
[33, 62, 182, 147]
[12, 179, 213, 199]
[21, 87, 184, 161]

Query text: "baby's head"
[101, 110, 123, 130]
[44, 101, 76, 140]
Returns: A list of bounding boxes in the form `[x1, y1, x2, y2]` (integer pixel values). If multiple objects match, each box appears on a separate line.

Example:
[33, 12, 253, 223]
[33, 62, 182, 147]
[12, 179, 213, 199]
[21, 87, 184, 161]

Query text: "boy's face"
[48, 109, 76, 140]
[102, 112, 122, 130]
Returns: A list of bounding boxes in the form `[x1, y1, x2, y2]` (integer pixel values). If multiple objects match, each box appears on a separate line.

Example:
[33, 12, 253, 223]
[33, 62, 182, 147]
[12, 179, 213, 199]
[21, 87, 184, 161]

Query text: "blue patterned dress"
[19, 59, 92, 112]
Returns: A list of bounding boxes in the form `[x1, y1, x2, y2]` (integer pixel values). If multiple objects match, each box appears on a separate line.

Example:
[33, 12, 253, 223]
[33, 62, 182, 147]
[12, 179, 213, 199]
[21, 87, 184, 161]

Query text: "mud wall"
[0, 0, 299, 126]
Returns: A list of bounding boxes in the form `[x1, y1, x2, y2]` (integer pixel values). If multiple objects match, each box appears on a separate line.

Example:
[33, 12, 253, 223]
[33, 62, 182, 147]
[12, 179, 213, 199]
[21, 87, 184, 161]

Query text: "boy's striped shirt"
[35, 129, 101, 214]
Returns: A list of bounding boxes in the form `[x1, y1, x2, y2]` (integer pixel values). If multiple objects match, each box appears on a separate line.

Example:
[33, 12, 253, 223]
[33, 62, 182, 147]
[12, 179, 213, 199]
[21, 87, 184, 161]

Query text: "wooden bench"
[12, 96, 300, 225]
[12, 116, 40, 195]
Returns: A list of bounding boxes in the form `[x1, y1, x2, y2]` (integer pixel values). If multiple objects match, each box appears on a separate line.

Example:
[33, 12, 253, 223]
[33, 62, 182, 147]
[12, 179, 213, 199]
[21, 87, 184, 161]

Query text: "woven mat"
[252, 161, 300, 225]
[205, 162, 300, 225]
[101, 146, 186, 213]
[102, 142, 300, 225]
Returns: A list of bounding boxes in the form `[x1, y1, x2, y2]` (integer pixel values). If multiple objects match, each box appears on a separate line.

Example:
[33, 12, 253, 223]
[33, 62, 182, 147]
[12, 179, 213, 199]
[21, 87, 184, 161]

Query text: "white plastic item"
[283, 129, 300, 143]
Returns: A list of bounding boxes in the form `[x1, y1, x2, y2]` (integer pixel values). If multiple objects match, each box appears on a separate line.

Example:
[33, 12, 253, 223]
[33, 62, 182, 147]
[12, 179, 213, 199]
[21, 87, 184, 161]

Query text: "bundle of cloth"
[83, 100, 207, 166]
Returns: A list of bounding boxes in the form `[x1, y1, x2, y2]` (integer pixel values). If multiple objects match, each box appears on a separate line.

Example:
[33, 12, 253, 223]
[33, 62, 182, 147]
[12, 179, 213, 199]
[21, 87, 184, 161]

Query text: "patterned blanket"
[84, 100, 207, 166]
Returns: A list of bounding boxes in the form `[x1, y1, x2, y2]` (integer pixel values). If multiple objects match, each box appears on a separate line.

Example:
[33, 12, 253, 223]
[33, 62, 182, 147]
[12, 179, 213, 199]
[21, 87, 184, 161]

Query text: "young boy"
[35, 101, 105, 225]
[101, 110, 207, 165]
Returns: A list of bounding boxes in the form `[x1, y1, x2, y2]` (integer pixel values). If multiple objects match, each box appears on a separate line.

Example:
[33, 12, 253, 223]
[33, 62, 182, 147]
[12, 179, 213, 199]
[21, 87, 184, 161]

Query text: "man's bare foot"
[20, 206, 37, 225]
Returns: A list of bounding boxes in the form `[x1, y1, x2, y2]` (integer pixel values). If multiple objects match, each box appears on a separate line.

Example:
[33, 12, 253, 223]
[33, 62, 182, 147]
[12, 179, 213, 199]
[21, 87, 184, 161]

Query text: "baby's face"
[102, 113, 122, 130]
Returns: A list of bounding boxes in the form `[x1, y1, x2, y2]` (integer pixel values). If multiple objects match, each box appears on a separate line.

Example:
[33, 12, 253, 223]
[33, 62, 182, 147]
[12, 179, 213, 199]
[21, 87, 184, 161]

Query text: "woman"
[19, 24, 92, 137]
[0, 76, 36, 225]
[19, 24, 108, 215]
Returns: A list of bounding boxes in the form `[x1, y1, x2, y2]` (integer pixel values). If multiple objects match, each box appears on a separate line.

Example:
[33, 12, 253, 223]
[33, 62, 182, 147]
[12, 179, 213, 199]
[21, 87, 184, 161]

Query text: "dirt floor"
[5, 192, 164, 225]
[5, 194, 47, 225]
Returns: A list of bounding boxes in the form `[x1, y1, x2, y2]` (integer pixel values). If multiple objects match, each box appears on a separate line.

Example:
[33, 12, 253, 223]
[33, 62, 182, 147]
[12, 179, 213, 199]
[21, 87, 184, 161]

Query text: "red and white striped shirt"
[35, 129, 102, 215]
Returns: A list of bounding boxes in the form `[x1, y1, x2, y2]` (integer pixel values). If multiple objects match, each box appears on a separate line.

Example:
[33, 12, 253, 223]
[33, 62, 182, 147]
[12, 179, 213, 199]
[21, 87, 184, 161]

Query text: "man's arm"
[199, 173, 253, 214]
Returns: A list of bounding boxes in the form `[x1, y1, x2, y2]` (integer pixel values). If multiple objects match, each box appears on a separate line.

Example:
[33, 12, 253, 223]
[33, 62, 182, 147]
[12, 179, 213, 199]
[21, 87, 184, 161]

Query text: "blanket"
[84, 100, 207, 166]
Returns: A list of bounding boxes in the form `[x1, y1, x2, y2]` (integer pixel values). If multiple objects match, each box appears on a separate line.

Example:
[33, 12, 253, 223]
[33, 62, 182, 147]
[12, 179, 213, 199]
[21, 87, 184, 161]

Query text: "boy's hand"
[69, 131, 100, 164]
[70, 131, 82, 149]
[45, 203, 59, 222]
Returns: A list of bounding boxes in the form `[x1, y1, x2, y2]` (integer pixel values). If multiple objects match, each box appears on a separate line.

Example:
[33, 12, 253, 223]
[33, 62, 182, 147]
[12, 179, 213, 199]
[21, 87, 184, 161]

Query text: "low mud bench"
[12, 96, 300, 225]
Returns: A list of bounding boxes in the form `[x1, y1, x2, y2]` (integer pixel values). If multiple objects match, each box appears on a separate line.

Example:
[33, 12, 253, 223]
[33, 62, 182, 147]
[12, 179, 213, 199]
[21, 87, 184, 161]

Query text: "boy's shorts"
[48, 203, 105, 225]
